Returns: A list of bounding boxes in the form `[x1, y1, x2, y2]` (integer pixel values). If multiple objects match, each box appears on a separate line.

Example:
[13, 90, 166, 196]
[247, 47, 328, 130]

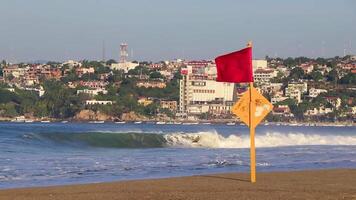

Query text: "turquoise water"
[0, 122, 355, 189]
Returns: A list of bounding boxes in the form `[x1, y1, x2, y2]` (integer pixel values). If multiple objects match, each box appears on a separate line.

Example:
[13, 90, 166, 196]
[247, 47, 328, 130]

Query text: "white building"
[61, 60, 82, 68]
[254, 68, 277, 84]
[285, 82, 307, 103]
[77, 88, 108, 96]
[308, 88, 327, 98]
[110, 62, 139, 73]
[286, 89, 302, 103]
[22, 87, 45, 97]
[305, 107, 333, 116]
[351, 106, 356, 115]
[85, 100, 113, 105]
[5, 88, 15, 92]
[271, 93, 288, 104]
[179, 65, 235, 115]
[261, 83, 283, 94]
[252, 60, 267, 70]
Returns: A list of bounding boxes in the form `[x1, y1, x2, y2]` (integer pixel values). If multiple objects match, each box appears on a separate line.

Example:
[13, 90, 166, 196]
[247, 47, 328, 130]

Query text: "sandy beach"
[1, 169, 356, 200]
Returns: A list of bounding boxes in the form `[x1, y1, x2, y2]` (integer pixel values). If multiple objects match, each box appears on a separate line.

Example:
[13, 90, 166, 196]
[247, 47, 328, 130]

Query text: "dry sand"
[1, 169, 356, 200]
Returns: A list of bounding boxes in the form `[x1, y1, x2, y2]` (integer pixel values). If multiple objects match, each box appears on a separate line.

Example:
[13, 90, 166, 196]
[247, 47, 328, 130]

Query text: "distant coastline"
[1, 116, 354, 127]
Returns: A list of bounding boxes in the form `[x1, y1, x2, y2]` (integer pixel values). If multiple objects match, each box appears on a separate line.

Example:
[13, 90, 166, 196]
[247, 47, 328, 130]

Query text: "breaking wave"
[24, 131, 356, 149]
[164, 132, 356, 148]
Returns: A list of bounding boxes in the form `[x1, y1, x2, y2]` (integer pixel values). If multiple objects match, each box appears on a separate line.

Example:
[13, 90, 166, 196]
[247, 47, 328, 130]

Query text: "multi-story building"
[285, 82, 308, 103]
[179, 65, 235, 116]
[254, 68, 277, 84]
[40, 67, 62, 80]
[252, 60, 268, 70]
[260, 83, 283, 95]
[2, 65, 27, 79]
[160, 100, 178, 112]
[286, 89, 302, 103]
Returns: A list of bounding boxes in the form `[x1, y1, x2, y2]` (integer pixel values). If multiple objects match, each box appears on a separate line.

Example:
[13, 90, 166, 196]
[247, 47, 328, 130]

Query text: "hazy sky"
[0, 0, 355, 62]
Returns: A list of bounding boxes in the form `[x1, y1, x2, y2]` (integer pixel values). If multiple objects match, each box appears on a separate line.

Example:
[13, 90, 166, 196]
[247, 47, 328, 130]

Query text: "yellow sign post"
[232, 83, 272, 183]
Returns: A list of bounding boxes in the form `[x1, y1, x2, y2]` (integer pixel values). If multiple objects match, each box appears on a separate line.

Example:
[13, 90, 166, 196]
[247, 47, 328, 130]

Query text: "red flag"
[215, 47, 253, 83]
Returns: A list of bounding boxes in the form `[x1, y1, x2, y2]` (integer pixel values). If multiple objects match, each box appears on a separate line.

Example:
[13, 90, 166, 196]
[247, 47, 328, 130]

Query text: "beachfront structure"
[179, 64, 235, 116]
[160, 100, 178, 112]
[272, 105, 293, 117]
[304, 106, 333, 116]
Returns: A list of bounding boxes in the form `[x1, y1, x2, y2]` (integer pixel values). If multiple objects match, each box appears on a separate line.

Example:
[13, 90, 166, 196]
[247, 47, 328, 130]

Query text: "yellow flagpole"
[249, 82, 256, 183]
[247, 41, 256, 183]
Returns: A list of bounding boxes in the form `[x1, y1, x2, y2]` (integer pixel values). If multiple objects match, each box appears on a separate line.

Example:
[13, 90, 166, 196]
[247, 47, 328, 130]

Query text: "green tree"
[106, 59, 117, 66]
[0, 103, 18, 117]
[309, 71, 323, 81]
[0, 89, 20, 104]
[288, 67, 305, 80]
[276, 98, 297, 106]
[139, 102, 158, 116]
[339, 73, 356, 85]
[149, 71, 164, 79]
[1, 60, 6, 67]
[290, 102, 310, 120]
[39, 80, 81, 118]
[327, 69, 338, 83]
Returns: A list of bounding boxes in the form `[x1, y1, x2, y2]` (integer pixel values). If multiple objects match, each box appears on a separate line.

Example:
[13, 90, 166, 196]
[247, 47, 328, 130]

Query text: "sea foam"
[164, 131, 356, 148]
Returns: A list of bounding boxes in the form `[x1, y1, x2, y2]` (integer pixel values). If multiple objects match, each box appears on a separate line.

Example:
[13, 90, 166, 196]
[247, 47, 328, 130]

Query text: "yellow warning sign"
[232, 87, 272, 128]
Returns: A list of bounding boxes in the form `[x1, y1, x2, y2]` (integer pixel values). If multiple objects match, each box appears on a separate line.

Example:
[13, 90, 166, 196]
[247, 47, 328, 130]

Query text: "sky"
[0, 0, 355, 62]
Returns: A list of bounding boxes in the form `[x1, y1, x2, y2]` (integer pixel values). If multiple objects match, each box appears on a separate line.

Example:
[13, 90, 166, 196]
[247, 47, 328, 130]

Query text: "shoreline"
[0, 118, 355, 127]
[1, 169, 356, 200]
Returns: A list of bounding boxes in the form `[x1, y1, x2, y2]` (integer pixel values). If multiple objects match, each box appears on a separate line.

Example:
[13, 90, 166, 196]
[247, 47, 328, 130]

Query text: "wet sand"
[1, 169, 356, 200]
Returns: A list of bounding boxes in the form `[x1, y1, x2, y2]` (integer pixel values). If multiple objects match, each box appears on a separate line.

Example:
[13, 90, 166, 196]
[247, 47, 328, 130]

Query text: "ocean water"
[0, 122, 355, 189]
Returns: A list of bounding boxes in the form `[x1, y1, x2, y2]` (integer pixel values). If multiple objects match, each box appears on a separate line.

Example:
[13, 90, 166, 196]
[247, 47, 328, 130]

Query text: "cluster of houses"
[1, 54, 355, 121]
[179, 57, 356, 120]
